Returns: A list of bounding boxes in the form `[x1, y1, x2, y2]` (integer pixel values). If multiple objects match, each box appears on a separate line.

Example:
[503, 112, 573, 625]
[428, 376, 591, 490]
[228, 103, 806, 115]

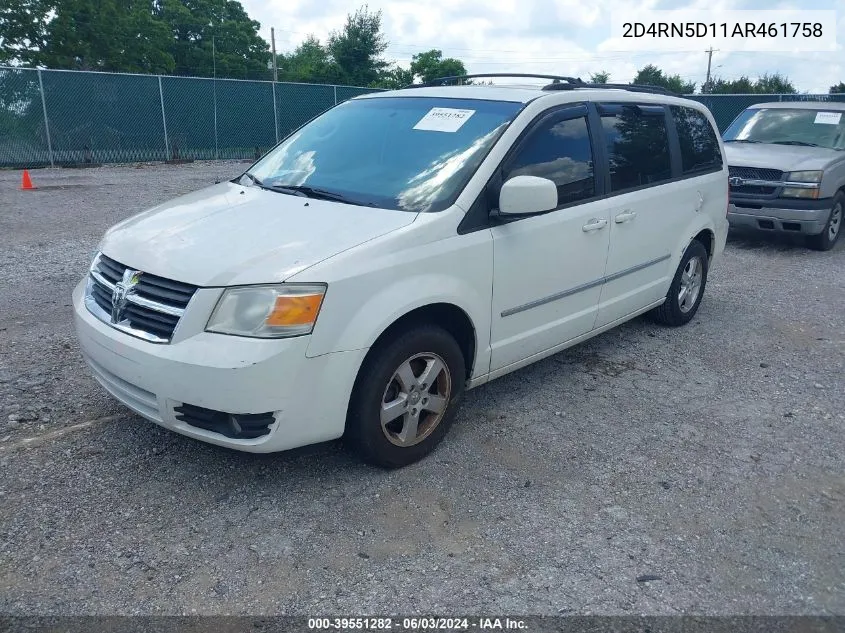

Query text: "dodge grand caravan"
[72, 75, 729, 468]
[724, 101, 845, 250]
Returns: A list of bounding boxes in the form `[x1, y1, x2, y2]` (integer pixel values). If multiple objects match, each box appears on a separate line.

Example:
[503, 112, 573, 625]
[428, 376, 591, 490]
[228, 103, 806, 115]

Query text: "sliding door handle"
[614, 210, 637, 223]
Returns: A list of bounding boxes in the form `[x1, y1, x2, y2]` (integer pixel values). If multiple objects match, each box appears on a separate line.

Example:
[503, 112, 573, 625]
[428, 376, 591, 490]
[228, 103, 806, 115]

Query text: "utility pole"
[704, 47, 718, 93]
[270, 27, 278, 82]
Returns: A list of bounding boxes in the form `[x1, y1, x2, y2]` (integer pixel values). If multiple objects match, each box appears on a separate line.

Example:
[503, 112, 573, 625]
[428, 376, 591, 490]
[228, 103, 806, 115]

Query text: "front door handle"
[582, 218, 608, 232]
[614, 210, 637, 223]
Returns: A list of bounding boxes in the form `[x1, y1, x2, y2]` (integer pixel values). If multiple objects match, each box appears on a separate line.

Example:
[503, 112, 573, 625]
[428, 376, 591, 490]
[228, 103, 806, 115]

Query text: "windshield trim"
[241, 96, 529, 213]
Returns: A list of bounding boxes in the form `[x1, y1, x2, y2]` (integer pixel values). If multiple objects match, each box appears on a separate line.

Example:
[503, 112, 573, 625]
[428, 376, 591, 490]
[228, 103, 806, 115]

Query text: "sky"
[239, 0, 844, 93]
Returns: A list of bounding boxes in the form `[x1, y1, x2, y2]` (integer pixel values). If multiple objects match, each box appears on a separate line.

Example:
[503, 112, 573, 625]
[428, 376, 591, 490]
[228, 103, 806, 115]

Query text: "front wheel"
[807, 192, 843, 251]
[649, 239, 709, 327]
[345, 325, 466, 468]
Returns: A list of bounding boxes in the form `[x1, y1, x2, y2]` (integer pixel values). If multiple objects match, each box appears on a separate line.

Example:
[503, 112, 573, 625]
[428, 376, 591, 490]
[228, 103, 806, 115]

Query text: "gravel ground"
[0, 163, 843, 616]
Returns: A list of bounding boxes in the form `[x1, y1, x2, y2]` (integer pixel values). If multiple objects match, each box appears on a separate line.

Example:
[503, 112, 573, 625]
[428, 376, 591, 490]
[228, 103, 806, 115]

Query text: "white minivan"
[73, 75, 729, 467]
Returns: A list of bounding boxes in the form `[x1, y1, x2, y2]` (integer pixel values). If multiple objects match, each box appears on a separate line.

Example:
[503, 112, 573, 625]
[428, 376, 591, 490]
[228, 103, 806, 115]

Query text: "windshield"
[723, 107, 845, 150]
[246, 96, 523, 212]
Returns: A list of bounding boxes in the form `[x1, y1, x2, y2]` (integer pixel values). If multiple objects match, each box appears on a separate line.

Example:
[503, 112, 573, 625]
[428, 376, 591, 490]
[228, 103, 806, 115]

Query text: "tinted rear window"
[600, 104, 672, 192]
[672, 106, 723, 174]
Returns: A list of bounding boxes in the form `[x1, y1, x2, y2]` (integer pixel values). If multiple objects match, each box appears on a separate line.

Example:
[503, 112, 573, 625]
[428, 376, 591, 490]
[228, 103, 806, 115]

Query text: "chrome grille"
[728, 166, 784, 197]
[85, 253, 197, 343]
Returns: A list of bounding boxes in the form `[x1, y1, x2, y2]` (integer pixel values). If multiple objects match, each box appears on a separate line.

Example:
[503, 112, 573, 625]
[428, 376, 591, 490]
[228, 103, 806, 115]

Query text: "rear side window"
[600, 104, 672, 192]
[505, 115, 595, 206]
[671, 106, 723, 175]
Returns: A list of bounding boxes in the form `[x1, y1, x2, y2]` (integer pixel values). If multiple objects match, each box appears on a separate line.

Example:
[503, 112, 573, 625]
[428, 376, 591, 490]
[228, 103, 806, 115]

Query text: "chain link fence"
[0, 67, 378, 168]
[2, 66, 844, 168]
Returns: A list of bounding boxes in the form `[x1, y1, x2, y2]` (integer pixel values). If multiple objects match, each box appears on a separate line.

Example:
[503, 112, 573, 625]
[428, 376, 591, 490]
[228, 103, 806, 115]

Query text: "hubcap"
[678, 255, 703, 314]
[829, 203, 842, 241]
[380, 352, 451, 447]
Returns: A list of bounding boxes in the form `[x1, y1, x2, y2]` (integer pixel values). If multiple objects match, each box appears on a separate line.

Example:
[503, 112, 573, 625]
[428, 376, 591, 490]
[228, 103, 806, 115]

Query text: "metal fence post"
[272, 81, 279, 144]
[37, 70, 55, 167]
[334, 85, 338, 105]
[158, 76, 170, 160]
[213, 78, 219, 160]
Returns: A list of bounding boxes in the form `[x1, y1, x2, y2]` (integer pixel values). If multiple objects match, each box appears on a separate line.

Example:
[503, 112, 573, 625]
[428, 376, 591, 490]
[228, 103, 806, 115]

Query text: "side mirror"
[498, 175, 558, 216]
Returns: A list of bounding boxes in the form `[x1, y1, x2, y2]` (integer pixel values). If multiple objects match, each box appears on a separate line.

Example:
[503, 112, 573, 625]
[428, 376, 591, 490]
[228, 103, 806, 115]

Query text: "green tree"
[2, 0, 174, 72]
[708, 76, 755, 94]
[276, 36, 344, 84]
[753, 72, 796, 94]
[377, 65, 414, 89]
[1, 0, 268, 77]
[327, 5, 389, 87]
[589, 70, 610, 84]
[632, 64, 696, 94]
[409, 49, 466, 84]
[0, 0, 50, 65]
[830, 82, 845, 94]
[159, 0, 270, 79]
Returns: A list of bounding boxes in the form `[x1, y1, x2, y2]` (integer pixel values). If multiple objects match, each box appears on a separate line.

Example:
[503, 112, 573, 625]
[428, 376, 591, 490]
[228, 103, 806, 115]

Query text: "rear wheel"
[807, 192, 843, 251]
[345, 325, 465, 468]
[649, 239, 709, 327]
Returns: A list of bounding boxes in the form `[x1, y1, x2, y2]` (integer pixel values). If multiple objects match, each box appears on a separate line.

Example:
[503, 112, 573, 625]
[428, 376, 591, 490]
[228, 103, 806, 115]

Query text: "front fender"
[299, 227, 494, 378]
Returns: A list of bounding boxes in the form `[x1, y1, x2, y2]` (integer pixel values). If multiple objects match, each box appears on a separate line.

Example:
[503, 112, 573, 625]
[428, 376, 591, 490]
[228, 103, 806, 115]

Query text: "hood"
[99, 181, 417, 286]
[724, 142, 844, 173]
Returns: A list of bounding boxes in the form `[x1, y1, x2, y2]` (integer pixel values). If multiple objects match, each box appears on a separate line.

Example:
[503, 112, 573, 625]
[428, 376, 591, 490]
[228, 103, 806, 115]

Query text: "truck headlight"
[786, 170, 823, 183]
[781, 170, 822, 199]
[206, 284, 326, 338]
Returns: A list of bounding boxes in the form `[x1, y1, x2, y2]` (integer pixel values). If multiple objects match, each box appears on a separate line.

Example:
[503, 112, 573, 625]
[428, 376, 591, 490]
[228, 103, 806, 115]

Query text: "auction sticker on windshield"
[413, 108, 476, 132]
[814, 112, 842, 125]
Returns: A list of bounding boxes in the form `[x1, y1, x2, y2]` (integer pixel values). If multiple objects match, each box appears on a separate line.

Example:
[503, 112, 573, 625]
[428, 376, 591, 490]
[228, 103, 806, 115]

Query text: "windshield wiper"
[240, 173, 307, 197]
[770, 140, 822, 147]
[724, 139, 762, 143]
[279, 185, 372, 206]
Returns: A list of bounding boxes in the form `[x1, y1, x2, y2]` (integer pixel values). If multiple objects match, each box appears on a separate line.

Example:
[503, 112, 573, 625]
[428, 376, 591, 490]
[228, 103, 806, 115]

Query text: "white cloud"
[242, 0, 845, 92]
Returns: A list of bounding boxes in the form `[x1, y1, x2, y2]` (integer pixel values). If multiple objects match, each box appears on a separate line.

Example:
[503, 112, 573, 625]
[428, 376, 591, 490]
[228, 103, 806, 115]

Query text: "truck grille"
[85, 253, 197, 343]
[728, 166, 784, 196]
[729, 166, 784, 182]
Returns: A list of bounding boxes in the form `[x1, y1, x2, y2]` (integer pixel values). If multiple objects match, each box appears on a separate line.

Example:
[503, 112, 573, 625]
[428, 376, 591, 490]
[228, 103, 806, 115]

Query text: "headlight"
[786, 170, 823, 183]
[781, 170, 822, 199]
[206, 284, 326, 338]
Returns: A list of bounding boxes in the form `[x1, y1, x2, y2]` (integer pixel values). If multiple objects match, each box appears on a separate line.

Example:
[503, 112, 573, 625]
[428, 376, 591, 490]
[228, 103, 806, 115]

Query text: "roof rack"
[402, 74, 680, 97]
[407, 73, 584, 88]
[542, 82, 679, 97]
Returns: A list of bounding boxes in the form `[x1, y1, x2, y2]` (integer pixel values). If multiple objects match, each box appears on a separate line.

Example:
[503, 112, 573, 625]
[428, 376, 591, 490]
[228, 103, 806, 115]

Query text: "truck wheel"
[345, 325, 465, 468]
[807, 192, 843, 251]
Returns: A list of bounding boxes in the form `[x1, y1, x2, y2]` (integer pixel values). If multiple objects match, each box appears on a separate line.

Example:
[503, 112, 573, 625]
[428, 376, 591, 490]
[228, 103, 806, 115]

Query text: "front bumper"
[72, 278, 367, 453]
[728, 196, 832, 235]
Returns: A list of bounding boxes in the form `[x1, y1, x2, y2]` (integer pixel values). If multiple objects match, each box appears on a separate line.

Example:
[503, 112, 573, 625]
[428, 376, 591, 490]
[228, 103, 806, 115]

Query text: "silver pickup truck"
[723, 101, 845, 250]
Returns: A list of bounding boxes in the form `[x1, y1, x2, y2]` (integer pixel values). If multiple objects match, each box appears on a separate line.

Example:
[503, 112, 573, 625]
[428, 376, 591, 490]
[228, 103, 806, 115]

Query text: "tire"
[807, 192, 843, 252]
[649, 239, 709, 327]
[345, 325, 466, 468]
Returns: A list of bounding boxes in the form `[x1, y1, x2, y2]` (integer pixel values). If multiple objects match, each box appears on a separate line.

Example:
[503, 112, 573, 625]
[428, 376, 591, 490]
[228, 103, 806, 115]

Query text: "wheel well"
[369, 304, 476, 379]
[693, 229, 714, 258]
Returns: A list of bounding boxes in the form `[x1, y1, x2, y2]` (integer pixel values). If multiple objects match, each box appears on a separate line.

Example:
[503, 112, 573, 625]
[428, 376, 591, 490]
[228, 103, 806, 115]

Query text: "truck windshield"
[246, 96, 523, 212]
[724, 108, 845, 150]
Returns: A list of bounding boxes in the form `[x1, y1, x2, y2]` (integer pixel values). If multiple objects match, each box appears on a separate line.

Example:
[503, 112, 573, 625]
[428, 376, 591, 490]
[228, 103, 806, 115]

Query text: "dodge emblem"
[111, 269, 142, 323]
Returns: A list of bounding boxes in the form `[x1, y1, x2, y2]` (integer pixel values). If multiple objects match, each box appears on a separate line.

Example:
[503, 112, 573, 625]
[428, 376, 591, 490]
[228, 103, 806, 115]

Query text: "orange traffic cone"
[21, 170, 35, 190]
